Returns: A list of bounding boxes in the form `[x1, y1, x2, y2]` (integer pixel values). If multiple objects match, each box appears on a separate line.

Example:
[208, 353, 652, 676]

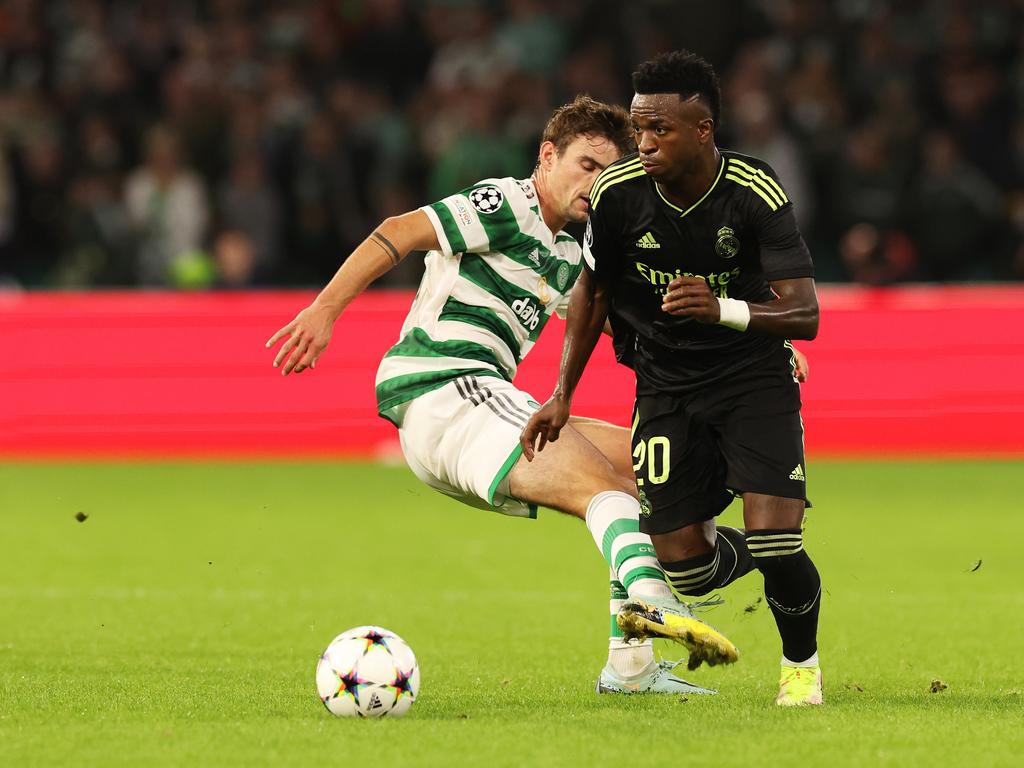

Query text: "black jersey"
[583, 149, 814, 393]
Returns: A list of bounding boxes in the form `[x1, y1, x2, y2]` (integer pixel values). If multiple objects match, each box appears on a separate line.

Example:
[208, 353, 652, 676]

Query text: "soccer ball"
[316, 626, 420, 718]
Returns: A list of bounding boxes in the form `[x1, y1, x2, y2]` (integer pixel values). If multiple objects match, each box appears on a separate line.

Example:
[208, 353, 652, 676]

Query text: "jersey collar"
[654, 154, 725, 218]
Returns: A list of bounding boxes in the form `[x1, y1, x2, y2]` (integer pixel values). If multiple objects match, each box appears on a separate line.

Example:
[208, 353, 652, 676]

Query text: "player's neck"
[657, 146, 721, 211]
[531, 171, 568, 234]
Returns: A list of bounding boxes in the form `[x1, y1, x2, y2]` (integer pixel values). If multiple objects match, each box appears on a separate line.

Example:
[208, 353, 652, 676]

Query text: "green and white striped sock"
[607, 572, 654, 677]
[609, 573, 628, 641]
[587, 491, 672, 601]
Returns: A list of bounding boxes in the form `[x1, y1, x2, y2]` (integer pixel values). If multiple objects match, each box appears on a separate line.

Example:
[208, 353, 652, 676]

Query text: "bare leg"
[567, 415, 635, 489]
[507, 423, 635, 519]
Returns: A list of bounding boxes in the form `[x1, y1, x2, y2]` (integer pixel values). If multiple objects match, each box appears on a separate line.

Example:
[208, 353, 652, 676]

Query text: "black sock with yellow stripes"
[745, 528, 821, 663]
[659, 526, 754, 597]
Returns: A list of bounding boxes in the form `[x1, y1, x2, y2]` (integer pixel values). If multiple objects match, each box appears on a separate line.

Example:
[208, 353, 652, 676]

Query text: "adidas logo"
[789, 464, 805, 481]
[527, 248, 541, 266]
[635, 231, 660, 249]
[367, 692, 383, 710]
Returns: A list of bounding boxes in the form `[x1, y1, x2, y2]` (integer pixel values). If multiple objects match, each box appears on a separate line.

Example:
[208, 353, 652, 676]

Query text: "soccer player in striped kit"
[267, 96, 749, 694]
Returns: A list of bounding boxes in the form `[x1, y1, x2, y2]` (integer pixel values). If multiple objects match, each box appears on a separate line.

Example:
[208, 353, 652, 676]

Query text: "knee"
[745, 529, 805, 571]
[666, 577, 716, 598]
[581, 465, 638, 502]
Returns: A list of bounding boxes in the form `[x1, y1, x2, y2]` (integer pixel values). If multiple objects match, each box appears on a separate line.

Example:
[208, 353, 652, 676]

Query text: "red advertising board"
[2, 286, 1022, 458]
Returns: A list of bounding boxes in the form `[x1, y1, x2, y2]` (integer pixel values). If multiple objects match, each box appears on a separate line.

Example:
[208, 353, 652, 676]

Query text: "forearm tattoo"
[370, 231, 401, 266]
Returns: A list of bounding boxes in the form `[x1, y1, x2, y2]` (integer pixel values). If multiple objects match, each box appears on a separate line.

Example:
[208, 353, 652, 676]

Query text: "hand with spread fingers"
[660, 275, 720, 322]
[520, 396, 572, 461]
[265, 301, 336, 376]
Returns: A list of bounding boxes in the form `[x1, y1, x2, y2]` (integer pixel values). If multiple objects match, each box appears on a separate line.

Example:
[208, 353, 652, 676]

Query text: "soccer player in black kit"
[522, 51, 824, 706]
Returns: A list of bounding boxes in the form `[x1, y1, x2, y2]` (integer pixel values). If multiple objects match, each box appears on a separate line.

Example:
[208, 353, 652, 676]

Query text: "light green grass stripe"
[439, 298, 523, 363]
[430, 201, 468, 253]
[2, 460, 1022, 765]
[601, 519, 638, 563]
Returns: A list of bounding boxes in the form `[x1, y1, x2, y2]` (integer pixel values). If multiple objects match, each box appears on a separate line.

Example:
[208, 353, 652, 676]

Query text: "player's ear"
[697, 118, 714, 143]
[537, 140, 558, 170]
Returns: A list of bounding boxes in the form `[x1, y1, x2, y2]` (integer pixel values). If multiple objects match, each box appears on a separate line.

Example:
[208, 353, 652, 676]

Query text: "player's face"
[545, 134, 622, 224]
[631, 92, 713, 182]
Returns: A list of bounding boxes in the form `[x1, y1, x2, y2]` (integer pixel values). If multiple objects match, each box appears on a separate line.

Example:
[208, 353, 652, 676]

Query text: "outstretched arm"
[520, 269, 610, 459]
[266, 211, 440, 375]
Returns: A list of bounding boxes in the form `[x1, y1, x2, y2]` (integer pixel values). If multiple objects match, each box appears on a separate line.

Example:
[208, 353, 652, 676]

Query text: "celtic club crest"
[555, 261, 570, 291]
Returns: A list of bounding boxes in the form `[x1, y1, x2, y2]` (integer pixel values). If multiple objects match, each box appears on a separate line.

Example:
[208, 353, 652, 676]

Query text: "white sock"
[607, 639, 655, 679]
[586, 491, 672, 600]
[782, 652, 819, 668]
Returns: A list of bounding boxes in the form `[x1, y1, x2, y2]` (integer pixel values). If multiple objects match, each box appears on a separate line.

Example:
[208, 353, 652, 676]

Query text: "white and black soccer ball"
[316, 626, 420, 718]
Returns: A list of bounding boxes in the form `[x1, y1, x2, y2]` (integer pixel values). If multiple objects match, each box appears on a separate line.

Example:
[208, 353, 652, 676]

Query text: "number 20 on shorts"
[633, 436, 670, 486]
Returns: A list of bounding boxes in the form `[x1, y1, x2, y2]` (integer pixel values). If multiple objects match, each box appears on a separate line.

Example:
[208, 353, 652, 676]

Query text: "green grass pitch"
[1, 460, 1022, 767]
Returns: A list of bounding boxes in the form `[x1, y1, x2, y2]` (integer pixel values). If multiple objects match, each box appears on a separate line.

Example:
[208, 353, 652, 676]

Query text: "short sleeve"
[582, 203, 620, 286]
[755, 204, 815, 281]
[420, 181, 522, 257]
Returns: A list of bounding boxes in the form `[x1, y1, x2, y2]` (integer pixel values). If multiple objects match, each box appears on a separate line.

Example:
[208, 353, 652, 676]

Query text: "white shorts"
[398, 374, 540, 518]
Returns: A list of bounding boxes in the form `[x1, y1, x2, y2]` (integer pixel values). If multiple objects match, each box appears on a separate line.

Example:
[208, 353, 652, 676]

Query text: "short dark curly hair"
[541, 95, 634, 158]
[632, 50, 721, 125]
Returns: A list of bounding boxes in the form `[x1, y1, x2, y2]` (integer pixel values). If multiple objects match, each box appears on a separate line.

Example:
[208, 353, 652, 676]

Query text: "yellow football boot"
[775, 665, 824, 706]
[616, 598, 740, 670]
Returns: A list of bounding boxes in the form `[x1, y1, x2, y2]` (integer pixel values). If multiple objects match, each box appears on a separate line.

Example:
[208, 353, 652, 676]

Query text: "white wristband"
[716, 297, 750, 331]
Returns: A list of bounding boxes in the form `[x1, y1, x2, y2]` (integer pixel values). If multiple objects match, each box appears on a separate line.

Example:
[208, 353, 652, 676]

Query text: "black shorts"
[632, 366, 809, 536]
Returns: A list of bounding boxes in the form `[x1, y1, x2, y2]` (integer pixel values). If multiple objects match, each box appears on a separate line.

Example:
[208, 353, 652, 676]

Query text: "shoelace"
[685, 594, 726, 612]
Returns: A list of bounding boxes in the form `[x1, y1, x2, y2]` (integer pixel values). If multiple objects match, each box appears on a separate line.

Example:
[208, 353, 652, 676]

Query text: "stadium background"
[2, 0, 1023, 457]
[2, 3, 1023, 765]
[2, 0, 1024, 290]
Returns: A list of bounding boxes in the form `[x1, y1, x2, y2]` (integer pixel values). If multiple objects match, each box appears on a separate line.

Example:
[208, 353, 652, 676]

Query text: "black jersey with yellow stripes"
[583, 149, 814, 393]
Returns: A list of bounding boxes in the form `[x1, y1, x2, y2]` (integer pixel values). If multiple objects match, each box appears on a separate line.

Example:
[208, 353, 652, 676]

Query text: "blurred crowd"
[1, 0, 1022, 289]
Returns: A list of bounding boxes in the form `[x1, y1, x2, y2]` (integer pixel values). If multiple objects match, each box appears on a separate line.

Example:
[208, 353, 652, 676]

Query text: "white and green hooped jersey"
[375, 176, 584, 427]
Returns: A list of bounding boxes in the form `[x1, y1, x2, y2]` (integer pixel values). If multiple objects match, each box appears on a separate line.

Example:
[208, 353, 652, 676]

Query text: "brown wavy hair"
[541, 95, 633, 158]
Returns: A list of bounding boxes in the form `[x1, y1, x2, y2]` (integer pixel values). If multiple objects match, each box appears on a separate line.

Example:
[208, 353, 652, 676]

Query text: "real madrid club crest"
[715, 225, 740, 259]
[638, 489, 652, 517]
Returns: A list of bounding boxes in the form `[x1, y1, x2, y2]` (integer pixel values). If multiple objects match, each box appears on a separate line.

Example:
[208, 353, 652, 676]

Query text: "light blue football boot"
[596, 660, 717, 695]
